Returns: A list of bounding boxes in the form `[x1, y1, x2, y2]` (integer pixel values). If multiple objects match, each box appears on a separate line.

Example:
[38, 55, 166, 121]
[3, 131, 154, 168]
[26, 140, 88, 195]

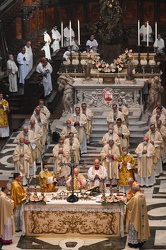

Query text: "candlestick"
[147, 21, 149, 47]
[69, 20, 72, 46]
[138, 20, 140, 46]
[78, 20, 80, 45]
[61, 21, 63, 47]
[155, 22, 157, 41]
[33, 160, 36, 178]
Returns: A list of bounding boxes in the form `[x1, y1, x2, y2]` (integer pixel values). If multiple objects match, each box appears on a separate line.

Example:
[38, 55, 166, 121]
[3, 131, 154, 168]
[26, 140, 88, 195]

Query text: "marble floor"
[1, 129, 166, 249]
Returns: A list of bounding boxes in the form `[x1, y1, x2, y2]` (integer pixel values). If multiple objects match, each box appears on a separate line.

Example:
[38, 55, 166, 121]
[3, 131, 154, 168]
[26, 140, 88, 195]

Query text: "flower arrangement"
[90, 49, 133, 73]
[22, 194, 47, 205]
[97, 194, 126, 205]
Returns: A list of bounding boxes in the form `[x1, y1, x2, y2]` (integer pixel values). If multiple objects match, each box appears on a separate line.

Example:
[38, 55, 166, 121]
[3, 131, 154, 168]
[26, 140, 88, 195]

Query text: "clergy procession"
[1, 89, 166, 248]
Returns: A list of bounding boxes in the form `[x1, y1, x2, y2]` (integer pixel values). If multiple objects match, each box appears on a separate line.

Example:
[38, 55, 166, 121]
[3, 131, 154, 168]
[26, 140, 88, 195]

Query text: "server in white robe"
[135, 136, 156, 187]
[64, 25, 75, 47]
[25, 41, 33, 72]
[154, 34, 165, 57]
[41, 30, 51, 60]
[17, 47, 30, 84]
[51, 26, 61, 52]
[7, 54, 18, 92]
[86, 34, 98, 53]
[140, 21, 153, 42]
[36, 57, 53, 97]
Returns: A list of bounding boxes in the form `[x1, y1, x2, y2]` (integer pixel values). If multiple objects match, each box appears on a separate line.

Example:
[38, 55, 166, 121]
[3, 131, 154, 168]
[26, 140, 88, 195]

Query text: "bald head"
[94, 159, 100, 167]
[74, 167, 79, 176]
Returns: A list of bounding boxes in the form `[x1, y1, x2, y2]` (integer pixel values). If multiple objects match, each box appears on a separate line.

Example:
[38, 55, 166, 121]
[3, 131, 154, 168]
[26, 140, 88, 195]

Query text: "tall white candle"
[34, 160, 36, 178]
[147, 21, 149, 46]
[61, 21, 63, 47]
[138, 20, 140, 46]
[69, 20, 72, 46]
[27, 162, 29, 178]
[155, 22, 157, 41]
[78, 20, 80, 45]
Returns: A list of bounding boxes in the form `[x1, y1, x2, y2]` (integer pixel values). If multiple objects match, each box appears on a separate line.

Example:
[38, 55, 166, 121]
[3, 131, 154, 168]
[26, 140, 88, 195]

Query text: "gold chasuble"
[126, 191, 150, 241]
[0, 99, 9, 127]
[38, 171, 56, 192]
[10, 180, 26, 209]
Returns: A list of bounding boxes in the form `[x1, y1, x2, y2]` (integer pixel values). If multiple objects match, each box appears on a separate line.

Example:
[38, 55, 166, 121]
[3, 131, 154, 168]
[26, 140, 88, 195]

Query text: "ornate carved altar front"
[23, 200, 124, 237]
[73, 78, 145, 109]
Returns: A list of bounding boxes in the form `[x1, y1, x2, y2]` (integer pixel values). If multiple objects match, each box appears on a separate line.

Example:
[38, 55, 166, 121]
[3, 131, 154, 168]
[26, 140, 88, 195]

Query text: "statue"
[126, 60, 135, 82]
[146, 76, 164, 115]
[57, 74, 74, 115]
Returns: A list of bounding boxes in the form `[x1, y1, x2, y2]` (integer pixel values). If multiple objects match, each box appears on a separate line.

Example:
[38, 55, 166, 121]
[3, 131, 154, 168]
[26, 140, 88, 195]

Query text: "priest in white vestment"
[117, 97, 129, 127]
[31, 106, 48, 147]
[0, 186, 15, 245]
[28, 119, 43, 163]
[107, 103, 124, 124]
[51, 26, 61, 52]
[17, 47, 30, 84]
[100, 139, 120, 180]
[145, 123, 163, 176]
[88, 159, 107, 191]
[114, 118, 130, 153]
[81, 103, 93, 144]
[53, 138, 70, 183]
[66, 167, 87, 190]
[7, 54, 18, 92]
[135, 136, 156, 187]
[25, 41, 33, 72]
[102, 124, 121, 148]
[156, 120, 166, 163]
[152, 102, 166, 116]
[13, 138, 31, 185]
[36, 57, 53, 96]
[41, 30, 51, 60]
[69, 107, 87, 154]
[64, 132, 80, 164]
[60, 119, 79, 140]
[14, 126, 37, 167]
[64, 25, 75, 47]
[150, 107, 166, 127]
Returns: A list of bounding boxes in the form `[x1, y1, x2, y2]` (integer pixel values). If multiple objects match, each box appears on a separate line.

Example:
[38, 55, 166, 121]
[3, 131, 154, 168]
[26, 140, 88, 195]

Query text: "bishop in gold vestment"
[66, 168, 87, 190]
[38, 163, 57, 192]
[117, 147, 135, 192]
[10, 173, 26, 231]
[0, 93, 9, 138]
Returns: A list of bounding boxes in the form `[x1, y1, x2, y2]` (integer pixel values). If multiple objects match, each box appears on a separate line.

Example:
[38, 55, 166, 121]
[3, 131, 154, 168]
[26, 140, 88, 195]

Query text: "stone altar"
[73, 77, 145, 110]
[22, 200, 125, 237]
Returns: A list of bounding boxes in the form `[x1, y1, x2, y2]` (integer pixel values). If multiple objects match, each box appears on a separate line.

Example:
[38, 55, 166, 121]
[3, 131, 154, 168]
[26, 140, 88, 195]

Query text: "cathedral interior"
[1, 0, 166, 249]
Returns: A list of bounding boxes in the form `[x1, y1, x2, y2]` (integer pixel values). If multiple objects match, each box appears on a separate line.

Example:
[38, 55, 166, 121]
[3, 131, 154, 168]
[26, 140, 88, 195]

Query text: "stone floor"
[1, 128, 166, 250]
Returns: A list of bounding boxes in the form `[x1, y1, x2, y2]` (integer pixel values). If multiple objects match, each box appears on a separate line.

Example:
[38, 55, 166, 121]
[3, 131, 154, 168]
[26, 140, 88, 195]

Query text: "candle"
[34, 160, 36, 178]
[78, 20, 80, 45]
[69, 20, 72, 46]
[61, 21, 63, 47]
[138, 20, 140, 46]
[147, 21, 149, 46]
[155, 22, 157, 41]
[27, 162, 29, 178]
